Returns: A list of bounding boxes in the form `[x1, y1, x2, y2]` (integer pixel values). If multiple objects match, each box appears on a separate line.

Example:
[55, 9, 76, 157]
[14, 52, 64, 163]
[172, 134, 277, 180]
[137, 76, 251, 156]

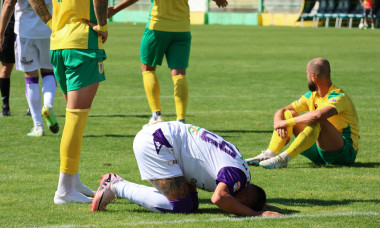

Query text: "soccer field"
[1, 23, 380, 227]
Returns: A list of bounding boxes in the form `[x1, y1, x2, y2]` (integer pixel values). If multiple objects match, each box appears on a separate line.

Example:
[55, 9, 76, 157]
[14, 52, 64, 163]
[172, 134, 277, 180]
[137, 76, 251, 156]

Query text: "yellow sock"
[60, 108, 89, 175]
[142, 71, 161, 112]
[172, 75, 188, 120]
[286, 123, 321, 158]
[267, 110, 294, 154]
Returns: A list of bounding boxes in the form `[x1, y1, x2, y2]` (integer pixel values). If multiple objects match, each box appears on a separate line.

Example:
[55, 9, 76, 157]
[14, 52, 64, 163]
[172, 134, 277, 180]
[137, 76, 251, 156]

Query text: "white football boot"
[246, 150, 276, 166]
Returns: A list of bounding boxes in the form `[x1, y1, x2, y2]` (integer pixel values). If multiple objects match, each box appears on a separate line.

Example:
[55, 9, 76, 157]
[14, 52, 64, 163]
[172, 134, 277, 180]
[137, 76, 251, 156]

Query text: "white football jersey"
[137, 122, 251, 193]
[14, 0, 52, 39]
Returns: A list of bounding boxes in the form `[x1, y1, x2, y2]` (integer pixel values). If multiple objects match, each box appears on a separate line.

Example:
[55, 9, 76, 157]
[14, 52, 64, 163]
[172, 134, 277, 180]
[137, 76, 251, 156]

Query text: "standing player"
[0, 0, 58, 136]
[107, 0, 229, 124]
[0, 1, 14, 116]
[360, 0, 375, 29]
[28, 0, 108, 203]
[91, 121, 282, 216]
[247, 58, 359, 169]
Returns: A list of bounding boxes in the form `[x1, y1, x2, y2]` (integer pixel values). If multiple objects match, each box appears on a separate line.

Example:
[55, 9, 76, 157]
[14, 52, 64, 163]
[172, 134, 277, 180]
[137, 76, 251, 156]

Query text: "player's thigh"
[35, 39, 53, 70]
[14, 37, 40, 72]
[166, 32, 191, 70]
[317, 119, 344, 151]
[61, 49, 106, 93]
[140, 28, 170, 67]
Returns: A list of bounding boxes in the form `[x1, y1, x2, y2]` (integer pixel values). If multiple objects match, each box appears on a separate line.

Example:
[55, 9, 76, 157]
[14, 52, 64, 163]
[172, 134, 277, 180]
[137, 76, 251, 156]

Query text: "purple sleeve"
[216, 167, 248, 196]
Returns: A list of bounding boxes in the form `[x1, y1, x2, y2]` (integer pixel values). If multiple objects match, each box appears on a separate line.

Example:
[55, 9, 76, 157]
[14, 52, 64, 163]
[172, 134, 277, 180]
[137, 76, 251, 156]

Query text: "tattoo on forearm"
[93, 0, 108, 25]
[28, 0, 52, 23]
[150, 176, 190, 199]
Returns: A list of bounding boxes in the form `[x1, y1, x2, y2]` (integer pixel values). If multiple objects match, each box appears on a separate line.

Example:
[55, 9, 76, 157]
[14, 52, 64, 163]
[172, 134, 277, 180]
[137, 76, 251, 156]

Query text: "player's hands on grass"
[82, 19, 108, 43]
[261, 211, 283, 217]
[213, 0, 228, 8]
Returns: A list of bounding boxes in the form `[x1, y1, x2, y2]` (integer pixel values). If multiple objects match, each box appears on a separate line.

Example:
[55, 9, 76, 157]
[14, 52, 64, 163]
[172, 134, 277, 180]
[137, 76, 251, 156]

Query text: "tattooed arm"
[93, 0, 108, 26]
[0, 0, 16, 50]
[28, 0, 52, 24]
[150, 176, 191, 199]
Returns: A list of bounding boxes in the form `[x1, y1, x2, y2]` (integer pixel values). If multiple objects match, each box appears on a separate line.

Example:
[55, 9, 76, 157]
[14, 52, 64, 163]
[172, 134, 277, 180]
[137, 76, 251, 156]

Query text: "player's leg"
[167, 32, 191, 123]
[92, 128, 199, 213]
[15, 36, 45, 135]
[370, 9, 375, 29]
[40, 68, 59, 133]
[53, 49, 106, 204]
[24, 70, 44, 136]
[247, 110, 298, 165]
[0, 14, 15, 116]
[141, 63, 162, 123]
[0, 62, 13, 116]
[140, 29, 169, 123]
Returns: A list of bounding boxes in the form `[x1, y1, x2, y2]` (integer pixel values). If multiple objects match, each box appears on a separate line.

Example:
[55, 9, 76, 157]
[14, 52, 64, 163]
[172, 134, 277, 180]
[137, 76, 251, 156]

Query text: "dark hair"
[251, 185, 266, 211]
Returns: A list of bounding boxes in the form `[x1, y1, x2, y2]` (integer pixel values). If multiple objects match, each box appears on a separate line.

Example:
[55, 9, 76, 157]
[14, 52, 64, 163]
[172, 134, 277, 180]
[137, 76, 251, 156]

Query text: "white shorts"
[133, 128, 183, 181]
[15, 36, 53, 72]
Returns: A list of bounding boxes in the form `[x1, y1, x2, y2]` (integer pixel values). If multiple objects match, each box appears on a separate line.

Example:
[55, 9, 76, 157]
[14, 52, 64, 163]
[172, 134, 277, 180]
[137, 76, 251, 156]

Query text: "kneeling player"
[91, 121, 282, 216]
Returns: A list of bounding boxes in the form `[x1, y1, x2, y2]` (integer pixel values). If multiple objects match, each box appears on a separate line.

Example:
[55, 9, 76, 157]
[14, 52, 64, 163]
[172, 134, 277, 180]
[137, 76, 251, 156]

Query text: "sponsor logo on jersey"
[233, 181, 241, 192]
[329, 98, 337, 103]
[188, 126, 201, 135]
[21, 57, 33, 65]
[168, 160, 178, 166]
[98, 62, 104, 74]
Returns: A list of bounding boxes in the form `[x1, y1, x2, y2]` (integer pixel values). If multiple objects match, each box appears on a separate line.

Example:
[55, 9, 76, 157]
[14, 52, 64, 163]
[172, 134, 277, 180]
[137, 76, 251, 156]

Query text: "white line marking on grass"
[32, 211, 380, 228]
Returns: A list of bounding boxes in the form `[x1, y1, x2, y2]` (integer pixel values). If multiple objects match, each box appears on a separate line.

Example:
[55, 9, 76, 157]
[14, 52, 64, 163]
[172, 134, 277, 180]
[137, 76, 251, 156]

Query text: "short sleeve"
[216, 167, 248, 195]
[291, 92, 311, 113]
[327, 93, 346, 113]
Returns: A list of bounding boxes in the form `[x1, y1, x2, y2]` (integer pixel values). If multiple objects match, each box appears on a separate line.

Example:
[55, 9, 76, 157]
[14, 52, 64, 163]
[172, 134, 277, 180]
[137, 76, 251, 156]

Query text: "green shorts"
[50, 49, 106, 94]
[140, 28, 191, 69]
[301, 136, 357, 165]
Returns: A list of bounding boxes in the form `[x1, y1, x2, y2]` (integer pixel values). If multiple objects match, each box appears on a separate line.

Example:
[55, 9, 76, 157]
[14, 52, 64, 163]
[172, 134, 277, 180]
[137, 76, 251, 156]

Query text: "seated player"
[91, 121, 282, 217]
[247, 58, 359, 169]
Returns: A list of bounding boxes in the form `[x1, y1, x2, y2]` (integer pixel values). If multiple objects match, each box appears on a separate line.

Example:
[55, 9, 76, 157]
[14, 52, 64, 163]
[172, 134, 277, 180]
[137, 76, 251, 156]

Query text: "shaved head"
[307, 57, 331, 80]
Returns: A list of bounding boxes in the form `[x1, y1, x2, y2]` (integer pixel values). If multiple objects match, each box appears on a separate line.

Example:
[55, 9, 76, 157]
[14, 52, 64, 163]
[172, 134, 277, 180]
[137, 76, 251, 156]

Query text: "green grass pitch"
[0, 23, 379, 227]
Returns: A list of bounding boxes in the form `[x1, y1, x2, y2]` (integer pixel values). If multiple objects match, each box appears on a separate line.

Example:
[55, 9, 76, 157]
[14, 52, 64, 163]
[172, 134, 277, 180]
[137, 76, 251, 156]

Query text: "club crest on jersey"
[168, 160, 178, 166]
[233, 181, 241, 192]
[98, 62, 104, 74]
[188, 126, 201, 135]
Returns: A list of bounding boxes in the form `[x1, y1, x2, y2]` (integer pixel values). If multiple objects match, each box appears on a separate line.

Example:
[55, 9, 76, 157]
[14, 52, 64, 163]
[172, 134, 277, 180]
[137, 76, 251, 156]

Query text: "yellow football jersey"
[50, 0, 103, 50]
[291, 85, 359, 152]
[147, 0, 190, 32]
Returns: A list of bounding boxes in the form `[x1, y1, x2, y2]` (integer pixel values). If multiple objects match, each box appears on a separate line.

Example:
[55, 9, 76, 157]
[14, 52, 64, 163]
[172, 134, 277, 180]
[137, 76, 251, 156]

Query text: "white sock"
[74, 171, 94, 197]
[56, 172, 74, 195]
[55, 172, 91, 204]
[280, 152, 292, 162]
[112, 181, 172, 213]
[25, 77, 43, 128]
[41, 74, 56, 108]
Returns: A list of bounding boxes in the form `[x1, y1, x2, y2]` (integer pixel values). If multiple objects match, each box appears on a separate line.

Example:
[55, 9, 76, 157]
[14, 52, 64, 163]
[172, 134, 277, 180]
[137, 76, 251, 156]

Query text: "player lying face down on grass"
[247, 57, 359, 169]
[91, 121, 282, 216]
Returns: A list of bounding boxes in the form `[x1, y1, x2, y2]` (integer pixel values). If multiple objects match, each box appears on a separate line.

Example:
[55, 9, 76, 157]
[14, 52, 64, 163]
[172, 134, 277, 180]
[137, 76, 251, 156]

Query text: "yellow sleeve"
[291, 94, 310, 113]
